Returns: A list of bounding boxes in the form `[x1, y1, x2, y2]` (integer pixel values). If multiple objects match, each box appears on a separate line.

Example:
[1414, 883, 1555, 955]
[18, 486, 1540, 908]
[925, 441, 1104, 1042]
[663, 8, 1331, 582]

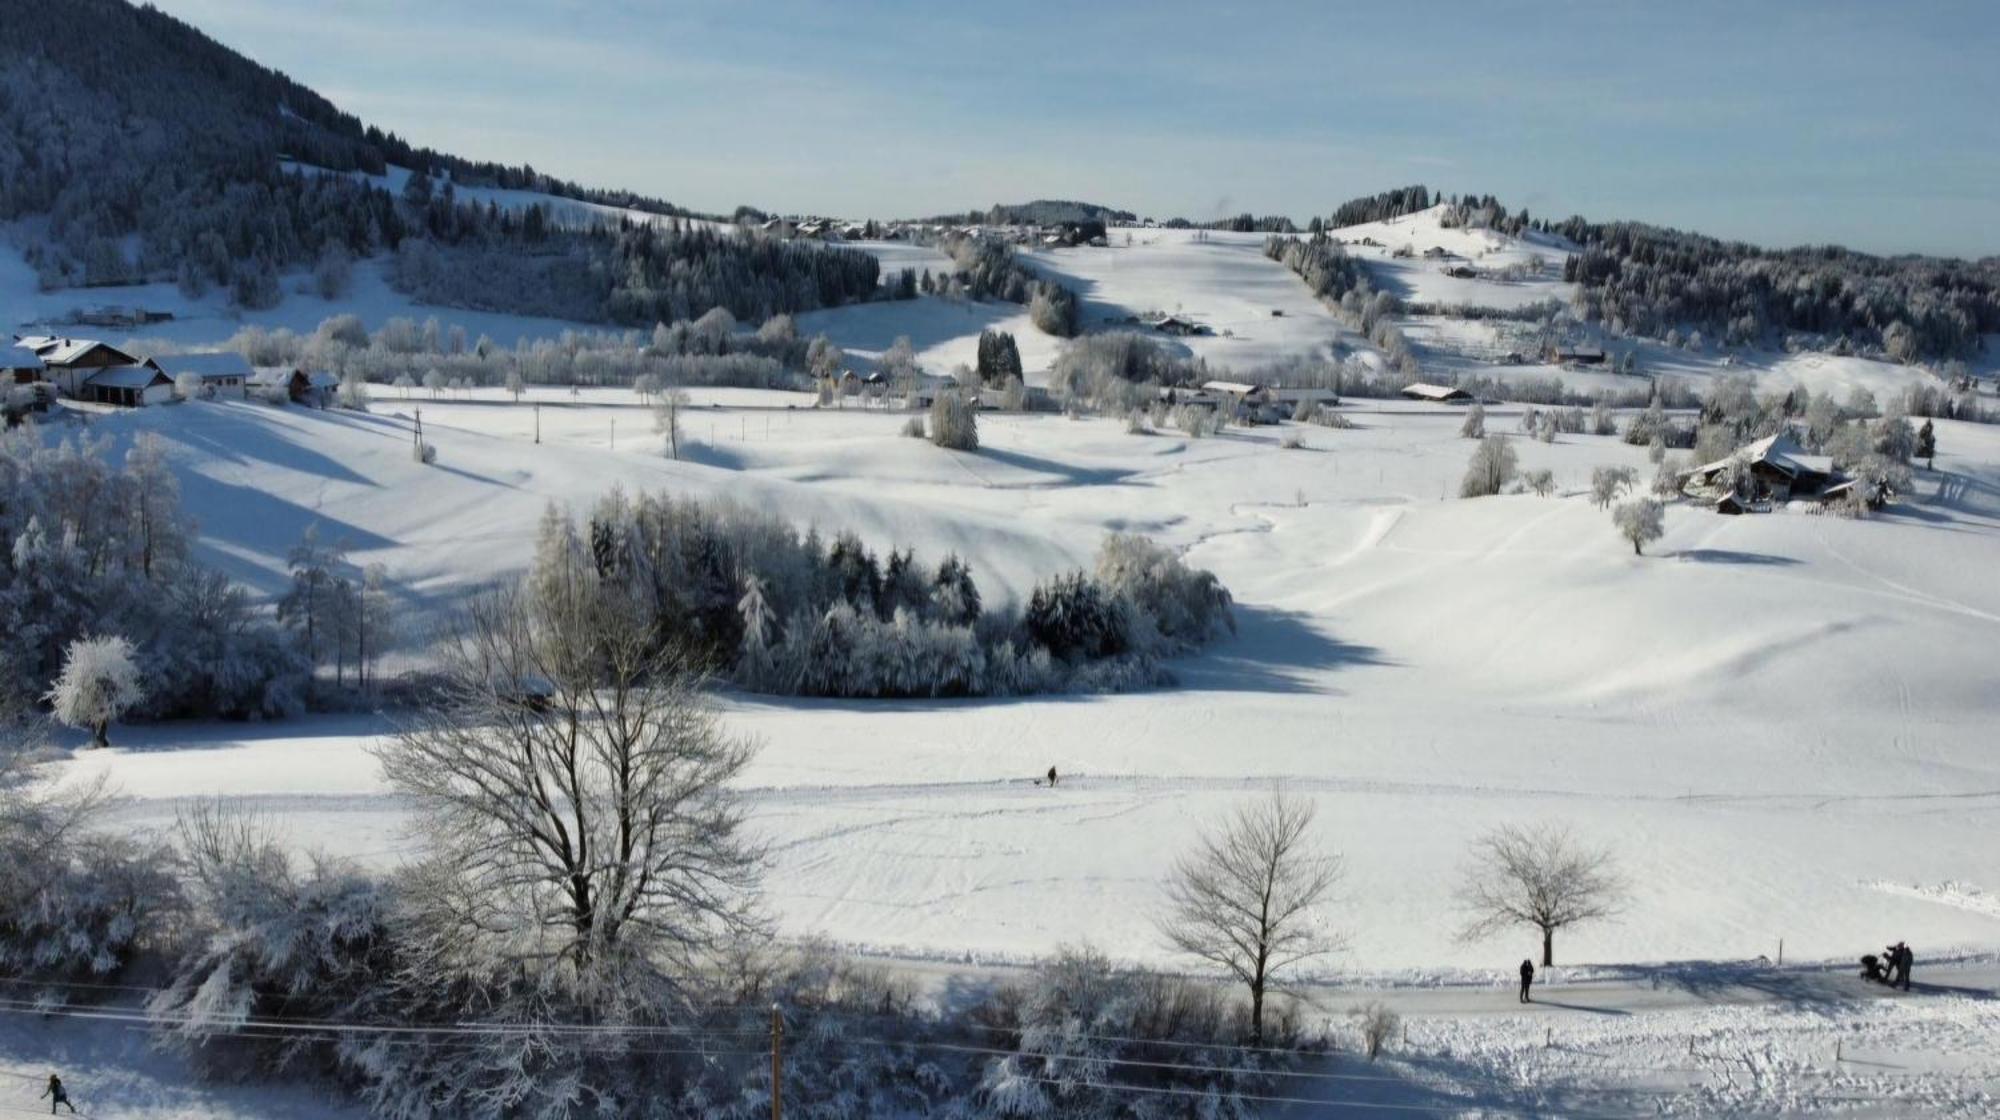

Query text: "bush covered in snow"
[152, 806, 397, 1082]
[0, 753, 174, 995]
[929, 389, 979, 450]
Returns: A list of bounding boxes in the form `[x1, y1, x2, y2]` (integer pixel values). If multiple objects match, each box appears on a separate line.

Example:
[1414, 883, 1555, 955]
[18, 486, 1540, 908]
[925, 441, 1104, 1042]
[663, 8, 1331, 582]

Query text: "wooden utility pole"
[770, 1004, 783, 1120]
[534, 403, 541, 444]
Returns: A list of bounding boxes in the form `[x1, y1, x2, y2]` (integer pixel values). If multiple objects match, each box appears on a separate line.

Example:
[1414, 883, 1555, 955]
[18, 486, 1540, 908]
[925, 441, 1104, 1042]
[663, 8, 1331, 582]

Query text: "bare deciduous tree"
[1349, 1001, 1399, 1059]
[1456, 823, 1624, 967]
[653, 387, 689, 460]
[1158, 791, 1343, 1042]
[375, 541, 763, 986]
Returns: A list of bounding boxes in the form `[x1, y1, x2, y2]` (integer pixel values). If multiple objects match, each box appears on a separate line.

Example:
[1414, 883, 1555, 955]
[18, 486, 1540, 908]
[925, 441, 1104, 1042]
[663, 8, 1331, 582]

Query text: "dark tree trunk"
[91, 718, 109, 748]
[1542, 927, 1554, 968]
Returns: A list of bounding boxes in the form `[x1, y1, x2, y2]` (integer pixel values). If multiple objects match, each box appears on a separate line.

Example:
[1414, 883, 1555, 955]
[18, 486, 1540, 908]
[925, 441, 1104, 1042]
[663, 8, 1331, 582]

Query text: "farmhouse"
[1149, 315, 1207, 337]
[251, 366, 339, 407]
[149, 351, 253, 399]
[1399, 382, 1474, 404]
[15, 336, 163, 402]
[1679, 431, 1852, 504]
[1546, 342, 1607, 365]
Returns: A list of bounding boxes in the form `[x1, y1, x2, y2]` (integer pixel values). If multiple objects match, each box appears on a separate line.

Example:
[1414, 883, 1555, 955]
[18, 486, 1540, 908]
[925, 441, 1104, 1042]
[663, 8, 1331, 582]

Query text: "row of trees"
[931, 233, 1082, 336]
[546, 492, 1234, 698]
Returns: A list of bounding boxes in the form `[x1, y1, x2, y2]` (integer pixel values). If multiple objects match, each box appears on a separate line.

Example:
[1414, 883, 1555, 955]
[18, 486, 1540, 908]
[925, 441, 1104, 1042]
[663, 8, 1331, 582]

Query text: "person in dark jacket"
[1046, 765, 1058, 787]
[1895, 943, 1913, 991]
[42, 1074, 75, 1114]
[1518, 959, 1535, 1003]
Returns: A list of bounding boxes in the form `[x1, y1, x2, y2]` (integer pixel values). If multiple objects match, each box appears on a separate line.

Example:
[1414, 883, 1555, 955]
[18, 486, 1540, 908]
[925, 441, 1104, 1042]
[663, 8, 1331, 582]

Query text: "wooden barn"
[1399, 382, 1474, 404]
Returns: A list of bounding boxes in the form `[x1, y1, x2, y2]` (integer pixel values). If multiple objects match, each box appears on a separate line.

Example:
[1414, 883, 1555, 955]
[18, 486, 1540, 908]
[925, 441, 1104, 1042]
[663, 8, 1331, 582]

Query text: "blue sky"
[157, 0, 1999, 256]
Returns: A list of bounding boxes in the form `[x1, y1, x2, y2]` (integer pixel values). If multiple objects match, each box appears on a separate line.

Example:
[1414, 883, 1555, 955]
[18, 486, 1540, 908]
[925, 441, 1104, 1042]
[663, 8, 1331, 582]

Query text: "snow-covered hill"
[50, 391, 2000, 979]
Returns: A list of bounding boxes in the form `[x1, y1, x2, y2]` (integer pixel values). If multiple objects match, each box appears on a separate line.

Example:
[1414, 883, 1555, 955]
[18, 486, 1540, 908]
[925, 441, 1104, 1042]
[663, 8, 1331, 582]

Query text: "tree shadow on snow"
[1174, 605, 1389, 696]
[1673, 548, 1802, 566]
[974, 446, 1140, 488]
[1589, 958, 1869, 1012]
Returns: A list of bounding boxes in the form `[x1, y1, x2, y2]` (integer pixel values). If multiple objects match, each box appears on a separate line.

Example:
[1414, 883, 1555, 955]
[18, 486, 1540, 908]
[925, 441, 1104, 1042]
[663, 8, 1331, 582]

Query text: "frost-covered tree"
[1590, 465, 1636, 509]
[392, 373, 415, 398]
[1458, 403, 1486, 439]
[932, 554, 981, 626]
[336, 371, 370, 411]
[46, 635, 144, 747]
[504, 370, 525, 402]
[1916, 418, 1936, 468]
[175, 371, 203, 401]
[421, 368, 445, 398]
[278, 525, 350, 690]
[0, 752, 171, 987]
[313, 243, 353, 300]
[1612, 497, 1664, 555]
[125, 433, 190, 577]
[653, 387, 689, 459]
[1459, 435, 1518, 497]
[929, 388, 979, 450]
[1456, 822, 1625, 967]
[1523, 468, 1556, 497]
[1159, 791, 1343, 1042]
[151, 805, 393, 1080]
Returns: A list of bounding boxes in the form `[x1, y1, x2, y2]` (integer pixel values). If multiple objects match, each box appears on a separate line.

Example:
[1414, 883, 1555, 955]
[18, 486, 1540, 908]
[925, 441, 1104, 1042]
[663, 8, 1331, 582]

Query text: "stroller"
[1859, 953, 1889, 983]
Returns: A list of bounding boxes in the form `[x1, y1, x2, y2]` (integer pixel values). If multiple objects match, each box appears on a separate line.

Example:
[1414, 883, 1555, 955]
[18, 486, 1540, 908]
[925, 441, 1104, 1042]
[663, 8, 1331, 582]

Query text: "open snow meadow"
[7, 4, 2000, 1104]
[11, 194, 2000, 1112]
[52, 384, 2000, 974]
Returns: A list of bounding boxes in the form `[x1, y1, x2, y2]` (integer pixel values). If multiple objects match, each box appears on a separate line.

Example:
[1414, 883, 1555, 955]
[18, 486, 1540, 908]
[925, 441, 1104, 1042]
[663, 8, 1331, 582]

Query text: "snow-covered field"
[1023, 228, 1349, 371]
[15, 205, 2000, 1113]
[50, 387, 2000, 977]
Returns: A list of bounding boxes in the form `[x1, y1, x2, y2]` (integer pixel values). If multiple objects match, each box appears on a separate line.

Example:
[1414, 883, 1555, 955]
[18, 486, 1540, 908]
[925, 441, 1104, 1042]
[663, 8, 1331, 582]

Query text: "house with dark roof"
[1399, 382, 1474, 404]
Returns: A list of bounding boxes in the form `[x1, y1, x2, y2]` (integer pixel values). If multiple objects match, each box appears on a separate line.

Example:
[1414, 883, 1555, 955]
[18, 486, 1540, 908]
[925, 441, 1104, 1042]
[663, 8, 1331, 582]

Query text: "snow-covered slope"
[1022, 228, 1349, 372]
[279, 161, 738, 235]
[0, 241, 607, 350]
[1331, 203, 1579, 310]
[51, 393, 2000, 977]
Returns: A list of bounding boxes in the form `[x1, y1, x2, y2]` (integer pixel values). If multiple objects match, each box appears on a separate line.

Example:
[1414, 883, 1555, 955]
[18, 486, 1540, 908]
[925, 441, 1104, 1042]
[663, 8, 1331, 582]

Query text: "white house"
[15, 335, 144, 399]
[148, 351, 254, 399]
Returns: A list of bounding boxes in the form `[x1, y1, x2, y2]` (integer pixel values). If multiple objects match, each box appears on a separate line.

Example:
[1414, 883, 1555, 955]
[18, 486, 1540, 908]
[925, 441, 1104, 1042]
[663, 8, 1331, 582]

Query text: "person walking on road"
[1046, 765, 1058, 788]
[1518, 959, 1535, 1003]
[42, 1074, 76, 1115]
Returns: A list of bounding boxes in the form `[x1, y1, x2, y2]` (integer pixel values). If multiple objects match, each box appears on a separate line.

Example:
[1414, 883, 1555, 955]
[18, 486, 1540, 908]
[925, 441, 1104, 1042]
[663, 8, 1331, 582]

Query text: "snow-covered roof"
[1689, 431, 1833, 480]
[84, 365, 170, 390]
[2, 344, 44, 371]
[149, 351, 255, 380]
[1202, 380, 1264, 396]
[15, 336, 138, 366]
[1399, 382, 1472, 402]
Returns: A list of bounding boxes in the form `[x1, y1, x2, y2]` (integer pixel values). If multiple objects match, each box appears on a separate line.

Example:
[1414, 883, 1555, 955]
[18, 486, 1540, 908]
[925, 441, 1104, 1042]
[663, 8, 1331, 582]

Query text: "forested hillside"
[1320, 185, 2000, 362]
[0, 0, 880, 326]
